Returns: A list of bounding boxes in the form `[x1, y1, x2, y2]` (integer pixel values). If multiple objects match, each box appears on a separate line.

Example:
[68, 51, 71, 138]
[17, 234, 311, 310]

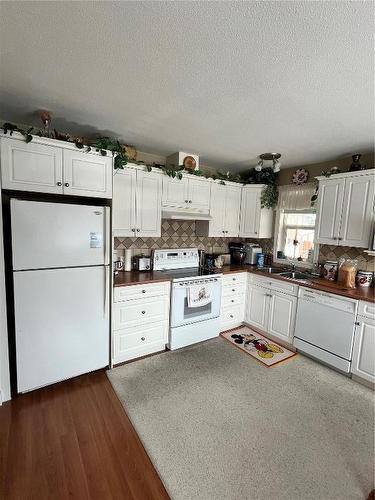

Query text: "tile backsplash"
[318, 245, 375, 272]
[114, 219, 273, 257]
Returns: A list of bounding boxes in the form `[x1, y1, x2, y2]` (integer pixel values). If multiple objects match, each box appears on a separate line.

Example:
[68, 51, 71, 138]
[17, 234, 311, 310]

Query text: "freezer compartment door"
[14, 266, 110, 392]
[11, 199, 110, 270]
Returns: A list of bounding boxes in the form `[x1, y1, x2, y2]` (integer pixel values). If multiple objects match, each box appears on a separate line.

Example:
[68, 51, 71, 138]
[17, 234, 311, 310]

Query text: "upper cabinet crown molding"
[1, 136, 113, 198]
[315, 170, 374, 248]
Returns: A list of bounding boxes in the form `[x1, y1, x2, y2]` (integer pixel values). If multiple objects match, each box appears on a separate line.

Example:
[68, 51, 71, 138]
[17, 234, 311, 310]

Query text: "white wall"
[0, 181, 11, 403]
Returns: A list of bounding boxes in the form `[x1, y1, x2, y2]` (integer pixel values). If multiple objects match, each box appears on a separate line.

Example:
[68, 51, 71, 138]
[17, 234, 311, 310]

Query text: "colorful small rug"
[221, 326, 297, 367]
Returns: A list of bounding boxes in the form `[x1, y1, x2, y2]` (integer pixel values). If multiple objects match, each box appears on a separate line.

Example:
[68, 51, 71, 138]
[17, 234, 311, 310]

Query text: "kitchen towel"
[187, 283, 212, 308]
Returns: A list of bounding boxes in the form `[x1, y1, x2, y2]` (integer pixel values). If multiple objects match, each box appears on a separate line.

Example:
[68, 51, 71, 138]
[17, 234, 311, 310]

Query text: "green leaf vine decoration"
[1, 122, 279, 198]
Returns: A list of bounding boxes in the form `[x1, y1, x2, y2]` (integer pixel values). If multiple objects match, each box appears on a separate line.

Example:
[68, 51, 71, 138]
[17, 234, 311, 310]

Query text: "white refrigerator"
[11, 199, 110, 393]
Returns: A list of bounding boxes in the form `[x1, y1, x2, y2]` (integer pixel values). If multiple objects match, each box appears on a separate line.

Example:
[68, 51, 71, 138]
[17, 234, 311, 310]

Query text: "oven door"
[171, 279, 222, 328]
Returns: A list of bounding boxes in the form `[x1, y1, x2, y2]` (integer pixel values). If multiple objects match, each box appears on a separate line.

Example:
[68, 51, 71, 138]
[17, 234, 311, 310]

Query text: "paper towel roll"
[124, 249, 133, 272]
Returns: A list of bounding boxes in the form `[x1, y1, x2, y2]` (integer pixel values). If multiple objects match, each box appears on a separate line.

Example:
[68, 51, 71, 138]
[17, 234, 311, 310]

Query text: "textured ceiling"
[0, 1, 374, 170]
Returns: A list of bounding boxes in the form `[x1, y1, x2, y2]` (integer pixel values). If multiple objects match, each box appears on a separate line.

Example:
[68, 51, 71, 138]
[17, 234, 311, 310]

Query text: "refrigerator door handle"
[104, 266, 109, 318]
[104, 206, 110, 266]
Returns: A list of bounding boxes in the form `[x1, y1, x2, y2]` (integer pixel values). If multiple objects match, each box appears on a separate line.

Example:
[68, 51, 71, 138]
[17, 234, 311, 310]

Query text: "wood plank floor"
[0, 370, 170, 500]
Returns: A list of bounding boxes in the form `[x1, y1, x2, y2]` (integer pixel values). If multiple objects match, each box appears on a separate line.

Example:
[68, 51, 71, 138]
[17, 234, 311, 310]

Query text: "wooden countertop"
[113, 270, 171, 287]
[113, 265, 375, 303]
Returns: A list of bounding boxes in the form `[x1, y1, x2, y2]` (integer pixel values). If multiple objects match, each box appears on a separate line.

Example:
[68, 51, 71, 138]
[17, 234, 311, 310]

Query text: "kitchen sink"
[278, 271, 312, 280]
[256, 267, 287, 273]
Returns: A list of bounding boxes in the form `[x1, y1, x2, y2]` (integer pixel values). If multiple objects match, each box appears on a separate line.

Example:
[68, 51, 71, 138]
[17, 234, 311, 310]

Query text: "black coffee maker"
[229, 242, 247, 265]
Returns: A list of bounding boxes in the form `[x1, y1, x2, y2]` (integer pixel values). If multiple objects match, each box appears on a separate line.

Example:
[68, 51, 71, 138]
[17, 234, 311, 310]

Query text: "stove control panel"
[153, 248, 199, 270]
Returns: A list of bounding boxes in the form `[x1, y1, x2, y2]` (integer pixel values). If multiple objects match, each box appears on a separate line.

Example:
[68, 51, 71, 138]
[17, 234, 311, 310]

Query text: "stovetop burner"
[158, 266, 222, 281]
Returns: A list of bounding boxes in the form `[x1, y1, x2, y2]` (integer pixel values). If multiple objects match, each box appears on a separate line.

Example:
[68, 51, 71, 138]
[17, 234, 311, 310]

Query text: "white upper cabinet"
[340, 174, 374, 247]
[63, 150, 112, 198]
[201, 183, 226, 237]
[224, 185, 242, 237]
[315, 172, 374, 247]
[1, 137, 63, 194]
[187, 177, 211, 212]
[135, 170, 162, 237]
[315, 177, 345, 244]
[0, 136, 113, 198]
[162, 175, 210, 212]
[112, 169, 136, 237]
[196, 182, 241, 237]
[239, 185, 273, 238]
[112, 167, 162, 238]
[162, 176, 189, 209]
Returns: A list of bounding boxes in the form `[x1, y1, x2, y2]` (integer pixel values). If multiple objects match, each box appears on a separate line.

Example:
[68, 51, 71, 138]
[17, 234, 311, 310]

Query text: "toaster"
[134, 255, 151, 271]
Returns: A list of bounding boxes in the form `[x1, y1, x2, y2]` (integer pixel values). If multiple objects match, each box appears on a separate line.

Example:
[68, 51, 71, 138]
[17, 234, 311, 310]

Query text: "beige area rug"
[107, 337, 374, 500]
[221, 325, 297, 367]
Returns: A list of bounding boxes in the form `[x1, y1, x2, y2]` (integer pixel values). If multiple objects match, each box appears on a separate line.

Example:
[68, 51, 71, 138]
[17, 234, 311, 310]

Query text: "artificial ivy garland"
[1, 122, 279, 208]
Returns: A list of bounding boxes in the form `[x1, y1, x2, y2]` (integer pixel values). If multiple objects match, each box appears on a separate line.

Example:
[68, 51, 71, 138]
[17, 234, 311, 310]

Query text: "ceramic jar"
[323, 260, 338, 281]
[355, 271, 373, 288]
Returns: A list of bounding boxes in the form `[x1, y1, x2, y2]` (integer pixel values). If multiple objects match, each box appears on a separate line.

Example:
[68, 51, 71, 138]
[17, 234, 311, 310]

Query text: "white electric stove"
[153, 249, 222, 350]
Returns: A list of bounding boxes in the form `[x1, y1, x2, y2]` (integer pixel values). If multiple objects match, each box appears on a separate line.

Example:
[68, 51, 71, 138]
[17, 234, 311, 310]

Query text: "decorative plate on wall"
[292, 168, 309, 185]
[183, 155, 197, 171]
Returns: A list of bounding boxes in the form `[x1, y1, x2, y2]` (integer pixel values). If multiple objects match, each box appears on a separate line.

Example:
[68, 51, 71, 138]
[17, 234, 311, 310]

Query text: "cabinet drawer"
[358, 301, 375, 321]
[113, 321, 167, 363]
[222, 272, 247, 286]
[114, 281, 170, 302]
[114, 296, 169, 329]
[269, 278, 298, 297]
[220, 304, 244, 330]
[221, 294, 245, 309]
[222, 282, 246, 297]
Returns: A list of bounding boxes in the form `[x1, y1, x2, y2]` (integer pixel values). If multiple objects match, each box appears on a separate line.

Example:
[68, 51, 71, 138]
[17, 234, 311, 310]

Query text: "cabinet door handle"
[254, 231, 258, 234]
[355, 321, 360, 326]
[136, 229, 140, 232]
[141, 310, 146, 314]
[230, 315, 234, 318]
[232, 289, 235, 292]
[338, 237, 343, 240]
[232, 278, 236, 281]
[56, 181, 62, 186]
[185, 200, 189, 203]
[64, 182, 70, 187]
[189, 200, 192, 203]
[141, 336, 146, 341]
[231, 299, 234, 303]
[141, 289, 146, 293]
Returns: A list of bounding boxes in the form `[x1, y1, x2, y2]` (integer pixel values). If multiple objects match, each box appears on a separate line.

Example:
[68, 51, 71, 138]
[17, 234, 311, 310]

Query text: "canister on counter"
[256, 253, 265, 268]
[323, 260, 338, 281]
[355, 270, 373, 288]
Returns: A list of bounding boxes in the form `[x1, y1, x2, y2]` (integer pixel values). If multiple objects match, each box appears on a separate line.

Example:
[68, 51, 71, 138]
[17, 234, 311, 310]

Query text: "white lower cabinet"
[245, 276, 297, 343]
[351, 301, 375, 384]
[268, 291, 298, 343]
[112, 281, 170, 364]
[245, 283, 270, 332]
[220, 273, 247, 331]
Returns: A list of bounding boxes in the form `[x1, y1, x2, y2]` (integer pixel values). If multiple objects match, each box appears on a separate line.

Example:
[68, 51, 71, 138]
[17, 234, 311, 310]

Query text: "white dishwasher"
[293, 287, 358, 373]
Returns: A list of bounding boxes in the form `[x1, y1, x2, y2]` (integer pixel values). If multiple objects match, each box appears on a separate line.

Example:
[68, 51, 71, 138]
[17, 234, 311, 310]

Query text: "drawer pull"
[141, 337, 145, 341]
[232, 288, 235, 292]
[141, 310, 146, 314]
[231, 299, 234, 303]
[230, 315, 233, 318]
[142, 290, 146, 293]
[232, 278, 236, 281]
